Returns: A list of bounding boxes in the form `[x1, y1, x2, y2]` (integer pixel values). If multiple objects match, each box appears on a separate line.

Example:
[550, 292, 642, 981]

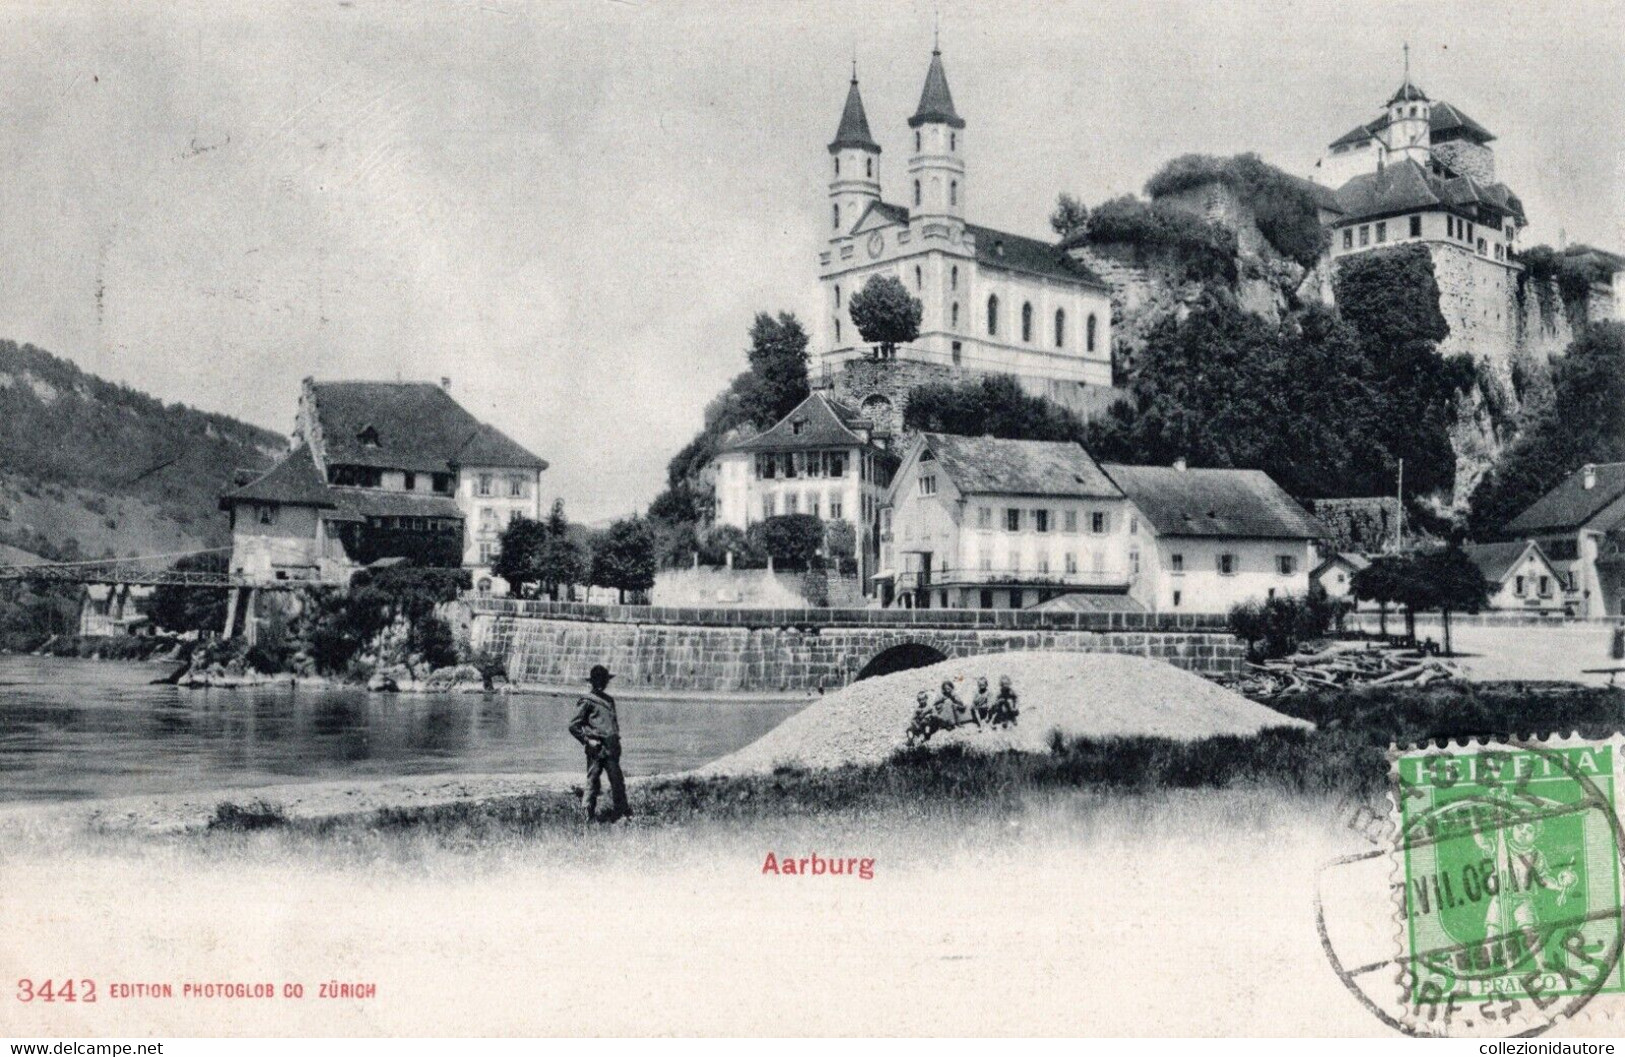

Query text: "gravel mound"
[700, 651, 1312, 776]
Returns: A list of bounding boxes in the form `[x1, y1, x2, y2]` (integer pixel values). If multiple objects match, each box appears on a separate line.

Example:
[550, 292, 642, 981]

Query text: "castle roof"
[829, 75, 881, 154]
[909, 48, 964, 130]
[919, 434, 1122, 498]
[306, 380, 547, 474]
[219, 444, 335, 510]
[1101, 464, 1326, 540]
[1329, 99, 1496, 150]
[1332, 159, 1525, 225]
[1386, 79, 1430, 105]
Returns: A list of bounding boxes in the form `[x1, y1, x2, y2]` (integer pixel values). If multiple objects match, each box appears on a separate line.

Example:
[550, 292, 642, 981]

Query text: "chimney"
[1584, 464, 1597, 491]
[441, 376, 452, 391]
[1173, 456, 1188, 472]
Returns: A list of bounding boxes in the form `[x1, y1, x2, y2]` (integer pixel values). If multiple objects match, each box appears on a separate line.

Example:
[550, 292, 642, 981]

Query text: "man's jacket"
[569, 690, 621, 744]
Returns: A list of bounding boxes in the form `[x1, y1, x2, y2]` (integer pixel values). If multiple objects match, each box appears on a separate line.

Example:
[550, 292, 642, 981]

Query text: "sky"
[0, 0, 1620, 521]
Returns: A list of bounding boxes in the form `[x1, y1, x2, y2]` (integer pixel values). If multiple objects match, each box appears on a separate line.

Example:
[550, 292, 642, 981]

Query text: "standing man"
[569, 664, 631, 822]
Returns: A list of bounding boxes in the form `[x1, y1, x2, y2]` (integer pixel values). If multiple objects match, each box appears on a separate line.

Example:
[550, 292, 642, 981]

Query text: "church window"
[951, 302, 959, 329]
[1054, 309, 1065, 348]
[915, 266, 922, 289]
[1021, 302, 1033, 343]
[950, 266, 958, 290]
[952, 340, 962, 365]
[914, 180, 922, 207]
[915, 130, 921, 152]
[950, 180, 958, 206]
[950, 132, 956, 151]
[833, 203, 840, 231]
[834, 317, 841, 342]
[1086, 314, 1097, 353]
[834, 156, 840, 177]
[834, 285, 841, 307]
[865, 157, 872, 178]
[1410, 215, 1422, 238]
[987, 295, 999, 336]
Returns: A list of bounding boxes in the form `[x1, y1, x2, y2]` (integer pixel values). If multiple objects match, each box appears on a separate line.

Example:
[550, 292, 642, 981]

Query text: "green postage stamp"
[1394, 738, 1625, 1031]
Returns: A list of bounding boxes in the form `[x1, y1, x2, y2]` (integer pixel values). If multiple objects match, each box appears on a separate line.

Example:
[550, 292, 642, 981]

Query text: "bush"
[1228, 591, 1336, 661]
[1073, 195, 1238, 283]
[746, 514, 825, 569]
[208, 798, 287, 832]
[1144, 152, 1330, 267]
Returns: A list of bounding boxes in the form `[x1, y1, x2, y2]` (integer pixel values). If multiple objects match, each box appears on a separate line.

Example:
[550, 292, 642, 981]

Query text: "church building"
[817, 47, 1117, 434]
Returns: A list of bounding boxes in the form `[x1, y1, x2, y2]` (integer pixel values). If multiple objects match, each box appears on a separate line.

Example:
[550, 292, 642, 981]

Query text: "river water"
[0, 656, 809, 804]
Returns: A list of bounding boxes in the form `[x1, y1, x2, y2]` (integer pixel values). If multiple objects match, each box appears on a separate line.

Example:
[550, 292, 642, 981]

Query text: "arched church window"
[950, 180, 958, 207]
[834, 285, 841, 308]
[915, 130, 922, 152]
[950, 132, 956, 151]
[915, 266, 922, 289]
[1021, 302, 1033, 343]
[950, 266, 958, 291]
[865, 157, 873, 178]
[987, 295, 999, 336]
[833, 203, 840, 231]
[1054, 309, 1066, 349]
[835, 317, 842, 342]
[1086, 313, 1098, 353]
[951, 302, 959, 329]
[834, 156, 840, 177]
[914, 180, 922, 207]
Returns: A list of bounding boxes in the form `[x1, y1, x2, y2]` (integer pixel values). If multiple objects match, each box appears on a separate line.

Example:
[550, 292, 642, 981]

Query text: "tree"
[744, 312, 811, 425]
[1409, 544, 1491, 657]
[491, 515, 549, 595]
[1049, 192, 1089, 238]
[591, 517, 658, 603]
[148, 551, 230, 634]
[746, 514, 825, 569]
[847, 274, 922, 359]
[1469, 323, 1625, 536]
[905, 374, 1087, 442]
[1350, 554, 1410, 639]
[493, 501, 587, 599]
[538, 500, 590, 600]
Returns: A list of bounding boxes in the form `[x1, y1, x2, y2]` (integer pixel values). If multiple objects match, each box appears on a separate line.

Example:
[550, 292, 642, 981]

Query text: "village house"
[220, 378, 547, 592]
[1462, 540, 1566, 613]
[1503, 462, 1625, 618]
[1311, 551, 1371, 607]
[711, 392, 896, 587]
[1102, 461, 1324, 613]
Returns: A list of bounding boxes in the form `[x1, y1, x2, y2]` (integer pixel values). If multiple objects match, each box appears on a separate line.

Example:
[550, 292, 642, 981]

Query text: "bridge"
[466, 597, 1245, 694]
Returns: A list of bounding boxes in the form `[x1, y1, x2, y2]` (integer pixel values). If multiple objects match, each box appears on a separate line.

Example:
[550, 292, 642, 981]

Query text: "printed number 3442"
[16, 979, 97, 1002]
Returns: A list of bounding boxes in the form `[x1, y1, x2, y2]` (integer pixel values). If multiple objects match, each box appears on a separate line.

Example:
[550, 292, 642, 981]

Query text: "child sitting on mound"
[988, 675, 1020, 729]
[906, 689, 956, 746]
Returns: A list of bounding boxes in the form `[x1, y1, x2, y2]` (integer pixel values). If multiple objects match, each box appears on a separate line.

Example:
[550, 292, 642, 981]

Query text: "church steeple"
[907, 44, 965, 223]
[827, 65, 881, 237]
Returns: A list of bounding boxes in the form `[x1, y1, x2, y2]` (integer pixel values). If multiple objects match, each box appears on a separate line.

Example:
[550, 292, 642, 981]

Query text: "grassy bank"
[198, 681, 1625, 851]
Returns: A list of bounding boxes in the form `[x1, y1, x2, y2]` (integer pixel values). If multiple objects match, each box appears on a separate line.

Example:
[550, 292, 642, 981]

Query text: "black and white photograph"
[1, 0, 1623, 1043]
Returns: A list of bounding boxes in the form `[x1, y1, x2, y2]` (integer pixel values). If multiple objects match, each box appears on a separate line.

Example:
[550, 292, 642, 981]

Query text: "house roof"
[909, 48, 964, 129]
[1463, 540, 1553, 584]
[1329, 99, 1496, 150]
[1505, 463, 1625, 534]
[967, 223, 1109, 289]
[308, 381, 547, 474]
[1332, 159, 1524, 225]
[327, 487, 464, 521]
[728, 393, 877, 453]
[1030, 592, 1147, 614]
[829, 75, 880, 154]
[1312, 552, 1372, 578]
[1101, 464, 1326, 539]
[920, 434, 1122, 498]
[218, 444, 335, 510]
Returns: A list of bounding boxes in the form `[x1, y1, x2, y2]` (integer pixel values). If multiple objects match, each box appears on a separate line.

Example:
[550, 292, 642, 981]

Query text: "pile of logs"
[1223, 641, 1458, 699]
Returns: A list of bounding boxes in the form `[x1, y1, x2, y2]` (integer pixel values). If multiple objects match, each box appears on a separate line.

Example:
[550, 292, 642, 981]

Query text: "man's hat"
[589, 664, 614, 685]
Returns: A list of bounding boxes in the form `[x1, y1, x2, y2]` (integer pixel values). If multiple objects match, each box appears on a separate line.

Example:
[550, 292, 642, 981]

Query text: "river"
[0, 656, 809, 804]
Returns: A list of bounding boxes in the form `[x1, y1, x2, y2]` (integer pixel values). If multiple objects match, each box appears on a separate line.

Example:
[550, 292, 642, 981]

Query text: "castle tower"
[1380, 47, 1431, 168]
[828, 66, 881, 237]
[906, 45, 965, 224]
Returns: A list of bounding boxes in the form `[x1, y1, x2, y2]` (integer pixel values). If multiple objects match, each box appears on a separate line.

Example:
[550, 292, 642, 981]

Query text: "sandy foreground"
[1, 789, 1619, 1038]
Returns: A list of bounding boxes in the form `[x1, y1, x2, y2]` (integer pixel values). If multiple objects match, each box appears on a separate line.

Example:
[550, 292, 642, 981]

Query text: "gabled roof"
[1506, 463, 1625, 535]
[919, 434, 1122, 498]
[219, 444, 335, 510]
[1463, 540, 1556, 584]
[728, 393, 877, 453]
[909, 48, 964, 130]
[1428, 101, 1495, 144]
[829, 75, 880, 154]
[1332, 159, 1524, 224]
[1030, 592, 1147, 614]
[852, 200, 911, 233]
[967, 223, 1109, 289]
[307, 381, 547, 473]
[1102, 464, 1325, 539]
[1312, 552, 1372, 578]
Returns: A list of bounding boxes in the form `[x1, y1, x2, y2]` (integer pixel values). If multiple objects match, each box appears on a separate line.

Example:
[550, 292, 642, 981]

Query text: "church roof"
[828, 75, 880, 154]
[1386, 79, 1430, 104]
[967, 223, 1109, 289]
[1332, 159, 1525, 225]
[908, 48, 965, 130]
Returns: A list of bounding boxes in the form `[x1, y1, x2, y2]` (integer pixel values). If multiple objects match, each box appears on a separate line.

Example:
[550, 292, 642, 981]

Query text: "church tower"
[1380, 47, 1431, 169]
[828, 67, 881, 237]
[906, 44, 965, 224]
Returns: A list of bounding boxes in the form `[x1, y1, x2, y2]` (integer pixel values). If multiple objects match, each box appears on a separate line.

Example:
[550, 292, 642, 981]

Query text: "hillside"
[0, 340, 284, 561]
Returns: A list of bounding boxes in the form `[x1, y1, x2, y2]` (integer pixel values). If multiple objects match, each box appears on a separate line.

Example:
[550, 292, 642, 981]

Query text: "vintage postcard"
[1, 0, 1624, 1044]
